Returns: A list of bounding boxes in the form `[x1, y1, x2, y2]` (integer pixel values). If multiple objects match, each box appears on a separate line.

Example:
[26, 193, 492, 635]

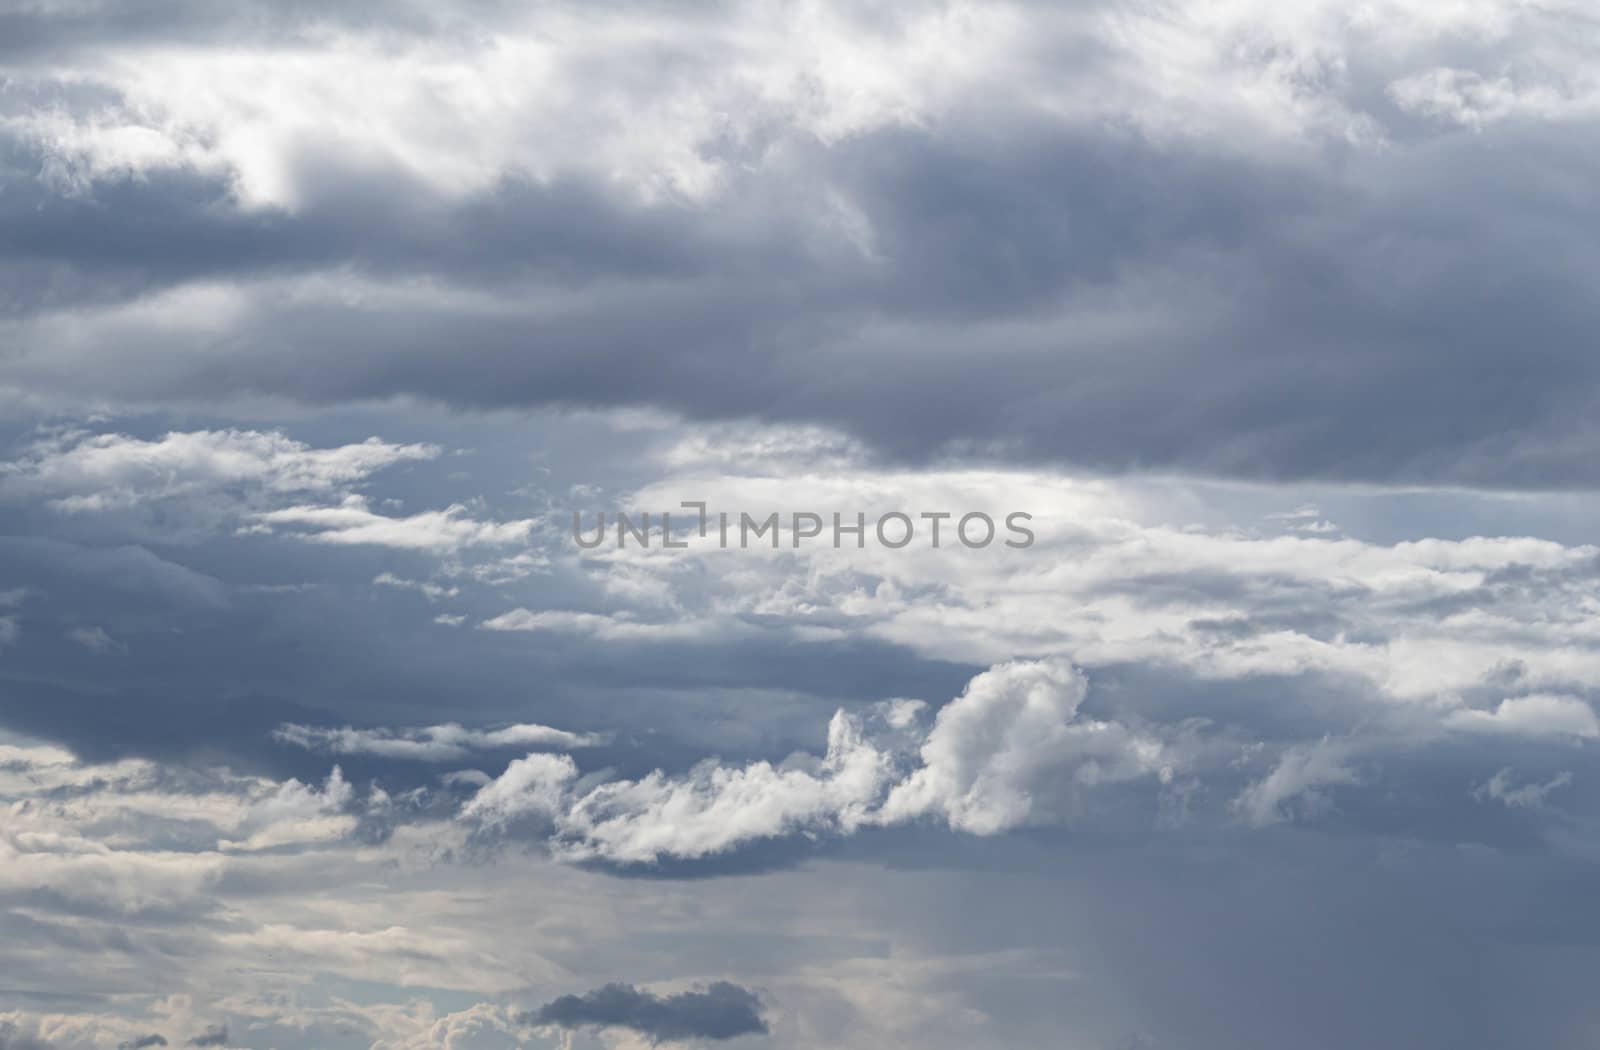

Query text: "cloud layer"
[6, 1, 1600, 484]
[6, 2, 1600, 1048]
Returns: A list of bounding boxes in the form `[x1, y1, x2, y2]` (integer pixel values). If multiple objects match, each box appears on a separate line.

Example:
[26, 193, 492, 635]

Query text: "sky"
[3, 2, 1600, 1048]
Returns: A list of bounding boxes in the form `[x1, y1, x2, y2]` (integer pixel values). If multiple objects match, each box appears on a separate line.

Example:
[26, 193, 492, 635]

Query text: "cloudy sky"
[3, 1, 1600, 1047]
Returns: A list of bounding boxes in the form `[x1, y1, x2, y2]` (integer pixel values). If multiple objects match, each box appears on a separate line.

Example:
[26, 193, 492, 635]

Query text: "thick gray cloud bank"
[524, 982, 768, 1043]
[4, 0, 1600, 485]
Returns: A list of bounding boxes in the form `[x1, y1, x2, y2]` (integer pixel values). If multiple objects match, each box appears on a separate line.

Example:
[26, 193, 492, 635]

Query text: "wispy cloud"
[274, 721, 606, 761]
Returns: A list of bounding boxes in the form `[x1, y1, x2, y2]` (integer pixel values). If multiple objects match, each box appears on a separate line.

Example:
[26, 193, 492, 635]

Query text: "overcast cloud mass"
[3, 2, 1600, 1048]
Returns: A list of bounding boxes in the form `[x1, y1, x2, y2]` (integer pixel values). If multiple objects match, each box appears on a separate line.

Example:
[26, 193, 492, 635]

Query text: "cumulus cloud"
[462, 659, 1168, 864]
[552, 707, 896, 864]
[879, 660, 1165, 834]
[273, 721, 604, 761]
[523, 982, 768, 1043]
[458, 753, 579, 831]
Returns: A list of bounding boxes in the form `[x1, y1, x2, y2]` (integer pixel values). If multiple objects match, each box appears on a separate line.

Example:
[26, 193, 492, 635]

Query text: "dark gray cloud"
[186, 1026, 227, 1048]
[4, 5, 1600, 486]
[11, 124, 1598, 488]
[0, 151, 713, 316]
[525, 982, 768, 1043]
[119, 1036, 168, 1050]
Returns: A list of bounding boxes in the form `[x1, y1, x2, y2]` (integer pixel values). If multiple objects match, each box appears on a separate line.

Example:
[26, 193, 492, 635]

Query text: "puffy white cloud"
[552, 707, 898, 864]
[458, 752, 578, 830]
[879, 660, 1165, 834]
[461, 659, 1167, 863]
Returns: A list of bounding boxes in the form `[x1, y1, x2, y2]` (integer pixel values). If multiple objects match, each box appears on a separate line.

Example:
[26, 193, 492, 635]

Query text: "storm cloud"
[4, 1, 1600, 485]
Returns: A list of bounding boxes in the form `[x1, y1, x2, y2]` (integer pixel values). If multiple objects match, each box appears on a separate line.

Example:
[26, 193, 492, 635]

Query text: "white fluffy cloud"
[457, 752, 580, 831]
[879, 660, 1166, 834]
[461, 659, 1169, 863]
[552, 706, 899, 864]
